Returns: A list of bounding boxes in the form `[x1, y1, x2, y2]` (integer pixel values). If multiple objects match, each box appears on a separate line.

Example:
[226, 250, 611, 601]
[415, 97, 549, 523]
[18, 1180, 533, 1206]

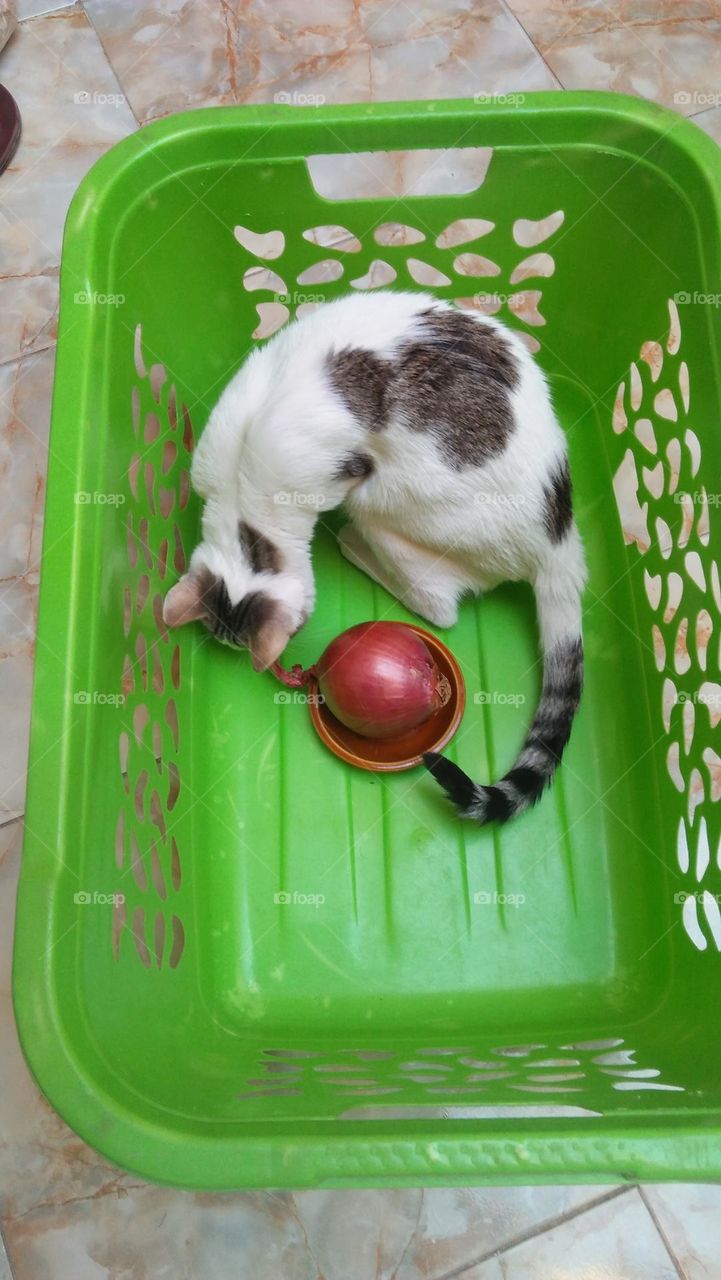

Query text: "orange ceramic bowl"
[308, 624, 466, 772]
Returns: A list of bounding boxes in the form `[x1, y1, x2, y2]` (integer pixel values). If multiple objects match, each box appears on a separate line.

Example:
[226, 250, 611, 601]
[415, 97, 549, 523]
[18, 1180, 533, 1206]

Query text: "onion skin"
[315, 622, 448, 739]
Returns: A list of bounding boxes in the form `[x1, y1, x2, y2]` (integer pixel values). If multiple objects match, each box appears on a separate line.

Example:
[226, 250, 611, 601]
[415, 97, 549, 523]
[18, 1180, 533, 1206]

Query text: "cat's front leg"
[337, 524, 400, 593]
[338, 524, 460, 629]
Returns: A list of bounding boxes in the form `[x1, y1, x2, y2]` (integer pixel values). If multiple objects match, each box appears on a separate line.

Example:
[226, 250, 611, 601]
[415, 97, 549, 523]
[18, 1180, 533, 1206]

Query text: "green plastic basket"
[14, 93, 721, 1189]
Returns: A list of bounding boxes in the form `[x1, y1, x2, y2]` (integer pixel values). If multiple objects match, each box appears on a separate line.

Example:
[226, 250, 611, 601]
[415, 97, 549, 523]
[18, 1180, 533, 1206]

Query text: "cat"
[163, 290, 586, 824]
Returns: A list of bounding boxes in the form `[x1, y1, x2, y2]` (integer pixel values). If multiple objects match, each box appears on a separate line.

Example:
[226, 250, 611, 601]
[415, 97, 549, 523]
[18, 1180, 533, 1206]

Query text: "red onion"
[309, 621, 450, 739]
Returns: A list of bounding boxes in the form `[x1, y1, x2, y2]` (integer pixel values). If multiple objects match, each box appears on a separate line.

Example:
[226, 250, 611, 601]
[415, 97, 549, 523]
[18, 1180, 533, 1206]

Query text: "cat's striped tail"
[424, 536, 585, 825]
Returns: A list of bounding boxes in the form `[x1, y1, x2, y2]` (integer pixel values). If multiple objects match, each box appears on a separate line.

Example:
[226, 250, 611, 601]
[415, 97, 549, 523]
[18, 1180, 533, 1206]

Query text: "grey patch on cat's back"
[542, 458, 573, 543]
[334, 451, 375, 481]
[326, 308, 521, 469]
[326, 346, 393, 431]
[420, 308, 519, 391]
[394, 307, 520, 469]
[238, 521, 282, 574]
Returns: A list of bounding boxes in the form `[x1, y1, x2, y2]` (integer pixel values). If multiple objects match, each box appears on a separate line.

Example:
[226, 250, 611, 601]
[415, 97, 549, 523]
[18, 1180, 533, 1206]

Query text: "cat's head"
[162, 523, 308, 670]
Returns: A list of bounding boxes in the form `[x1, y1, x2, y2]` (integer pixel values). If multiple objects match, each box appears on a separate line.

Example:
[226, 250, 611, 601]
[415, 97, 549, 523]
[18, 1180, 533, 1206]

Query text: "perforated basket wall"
[15, 96, 721, 1189]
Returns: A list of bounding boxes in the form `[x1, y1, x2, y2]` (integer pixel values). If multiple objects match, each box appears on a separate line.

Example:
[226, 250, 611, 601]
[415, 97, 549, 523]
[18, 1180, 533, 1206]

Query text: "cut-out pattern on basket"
[303, 224, 361, 253]
[609, 299, 721, 951]
[235, 1037, 681, 1104]
[232, 176, 563, 352]
[243, 266, 287, 295]
[234, 226, 285, 259]
[115, 325, 191, 970]
[375, 222, 426, 247]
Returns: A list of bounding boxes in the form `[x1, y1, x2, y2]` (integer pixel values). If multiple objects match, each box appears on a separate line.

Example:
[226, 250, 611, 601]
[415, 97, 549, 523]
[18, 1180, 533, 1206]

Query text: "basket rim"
[14, 91, 721, 1190]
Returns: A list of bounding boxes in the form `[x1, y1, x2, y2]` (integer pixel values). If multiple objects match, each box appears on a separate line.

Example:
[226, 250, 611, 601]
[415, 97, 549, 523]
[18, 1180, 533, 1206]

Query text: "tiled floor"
[1, 1, 721, 1276]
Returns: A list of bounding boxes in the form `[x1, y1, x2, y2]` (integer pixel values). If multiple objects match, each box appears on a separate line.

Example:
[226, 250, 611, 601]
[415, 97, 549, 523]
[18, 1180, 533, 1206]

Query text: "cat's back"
[196, 292, 555, 497]
[260, 291, 435, 395]
[239, 293, 440, 449]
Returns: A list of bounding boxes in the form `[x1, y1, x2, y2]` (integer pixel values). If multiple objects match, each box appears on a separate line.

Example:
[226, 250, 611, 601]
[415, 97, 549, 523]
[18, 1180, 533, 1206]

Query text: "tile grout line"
[638, 1187, 689, 1280]
[497, 0, 565, 90]
[79, 0, 143, 129]
[0, 342, 56, 371]
[432, 1185, 634, 1280]
[688, 104, 721, 126]
[0, 1222, 11, 1280]
[7, 3, 140, 377]
[17, 1, 79, 20]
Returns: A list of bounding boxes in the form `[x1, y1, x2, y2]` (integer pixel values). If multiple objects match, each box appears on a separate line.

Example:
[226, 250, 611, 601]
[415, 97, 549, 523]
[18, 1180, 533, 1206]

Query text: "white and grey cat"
[164, 291, 586, 824]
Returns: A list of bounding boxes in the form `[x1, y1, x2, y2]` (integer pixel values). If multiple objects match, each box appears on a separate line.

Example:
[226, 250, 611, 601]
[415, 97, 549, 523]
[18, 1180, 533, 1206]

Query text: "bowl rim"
[308, 623, 467, 771]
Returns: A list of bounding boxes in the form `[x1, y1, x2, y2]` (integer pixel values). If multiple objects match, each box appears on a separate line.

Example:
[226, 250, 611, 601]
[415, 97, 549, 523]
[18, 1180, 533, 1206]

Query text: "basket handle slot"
[306, 147, 492, 200]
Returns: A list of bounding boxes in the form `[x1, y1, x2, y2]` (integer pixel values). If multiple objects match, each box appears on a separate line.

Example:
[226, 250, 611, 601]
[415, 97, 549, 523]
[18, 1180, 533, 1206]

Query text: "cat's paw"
[407, 595, 458, 629]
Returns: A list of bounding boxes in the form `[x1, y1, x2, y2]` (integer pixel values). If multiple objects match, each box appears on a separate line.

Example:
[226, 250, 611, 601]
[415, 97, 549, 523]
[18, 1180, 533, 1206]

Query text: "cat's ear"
[249, 602, 294, 671]
[163, 574, 208, 627]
